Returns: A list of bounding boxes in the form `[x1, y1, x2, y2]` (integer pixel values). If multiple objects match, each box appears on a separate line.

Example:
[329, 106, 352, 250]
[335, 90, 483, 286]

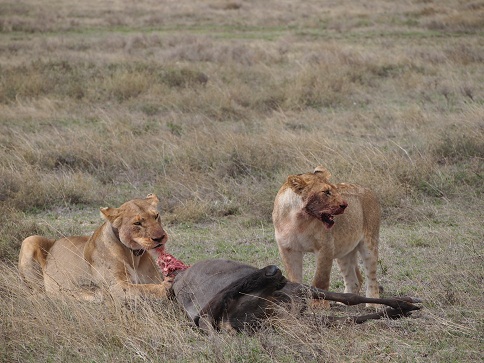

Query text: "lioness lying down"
[18, 194, 172, 301]
[273, 166, 381, 307]
[171, 258, 421, 333]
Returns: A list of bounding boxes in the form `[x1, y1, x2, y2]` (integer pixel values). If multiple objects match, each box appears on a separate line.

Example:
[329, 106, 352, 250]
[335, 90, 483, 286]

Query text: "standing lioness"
[18, 194, 172, 301]
[272, 166, 381, 307]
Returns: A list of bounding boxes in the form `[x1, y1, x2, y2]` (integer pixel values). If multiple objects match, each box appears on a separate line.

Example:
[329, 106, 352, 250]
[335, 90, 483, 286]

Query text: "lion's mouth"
[321, 213, 335, 229]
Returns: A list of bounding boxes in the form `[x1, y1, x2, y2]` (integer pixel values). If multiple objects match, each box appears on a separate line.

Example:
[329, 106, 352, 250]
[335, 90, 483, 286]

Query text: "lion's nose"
[152, 235, 165, 244]
[340, 202, 348, 209]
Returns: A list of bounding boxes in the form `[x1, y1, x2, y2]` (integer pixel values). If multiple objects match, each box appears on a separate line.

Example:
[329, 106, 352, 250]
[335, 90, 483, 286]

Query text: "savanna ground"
[0, 0, 483, 361]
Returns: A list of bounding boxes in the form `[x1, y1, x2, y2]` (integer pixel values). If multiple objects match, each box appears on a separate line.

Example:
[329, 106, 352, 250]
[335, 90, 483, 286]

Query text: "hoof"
[263, 265, 280, 276]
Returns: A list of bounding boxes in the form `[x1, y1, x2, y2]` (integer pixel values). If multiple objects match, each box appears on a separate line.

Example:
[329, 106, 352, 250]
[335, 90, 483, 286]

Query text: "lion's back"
[331, 183, 380, 255]
[336, 183, 381, 231]
[44, 236, 91, 293]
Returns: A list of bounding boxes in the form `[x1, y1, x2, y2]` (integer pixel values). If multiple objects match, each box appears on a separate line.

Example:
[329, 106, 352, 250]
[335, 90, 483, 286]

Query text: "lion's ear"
[100, 207, 119, 222]
[314, 166, 331, 181]
[287, 175, 307, 193]
[145, 193, 160, 207]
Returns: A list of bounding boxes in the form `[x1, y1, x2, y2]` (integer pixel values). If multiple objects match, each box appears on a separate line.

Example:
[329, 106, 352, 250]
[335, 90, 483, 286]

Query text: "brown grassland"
[0, 0, 483, 361]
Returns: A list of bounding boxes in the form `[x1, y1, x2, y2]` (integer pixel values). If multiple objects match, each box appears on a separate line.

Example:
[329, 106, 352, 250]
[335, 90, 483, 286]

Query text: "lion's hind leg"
[337, 249, 363, 295]
[18, 235, 55, 290]
[357, 236, 380, 308]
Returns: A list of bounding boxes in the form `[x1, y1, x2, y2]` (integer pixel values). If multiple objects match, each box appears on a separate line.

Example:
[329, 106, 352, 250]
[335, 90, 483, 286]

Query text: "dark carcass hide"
[172, 259, 421, 333]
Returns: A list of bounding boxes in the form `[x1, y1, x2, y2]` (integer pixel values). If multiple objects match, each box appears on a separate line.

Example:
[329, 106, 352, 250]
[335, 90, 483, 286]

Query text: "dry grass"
[0, 0, 483, 361]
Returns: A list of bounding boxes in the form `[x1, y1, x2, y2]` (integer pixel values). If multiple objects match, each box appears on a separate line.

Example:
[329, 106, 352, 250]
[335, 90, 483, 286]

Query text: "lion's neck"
[84, 222, 145, 263]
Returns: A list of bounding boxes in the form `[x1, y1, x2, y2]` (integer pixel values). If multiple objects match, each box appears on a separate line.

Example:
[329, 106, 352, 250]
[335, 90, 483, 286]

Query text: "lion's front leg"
[312, 245, 335, 308]
[313, 246, 334, 290]
[277, 246, 303, 283]
[108, 264, 173, 300]
[111, 280, 173, 301]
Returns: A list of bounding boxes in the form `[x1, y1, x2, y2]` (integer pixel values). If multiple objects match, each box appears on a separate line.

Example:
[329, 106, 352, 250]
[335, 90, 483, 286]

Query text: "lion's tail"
[18, 235, 55, 290]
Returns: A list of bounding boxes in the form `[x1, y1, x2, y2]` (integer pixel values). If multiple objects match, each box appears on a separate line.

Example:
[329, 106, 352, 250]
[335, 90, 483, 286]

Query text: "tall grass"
[0, 0, 483, 361]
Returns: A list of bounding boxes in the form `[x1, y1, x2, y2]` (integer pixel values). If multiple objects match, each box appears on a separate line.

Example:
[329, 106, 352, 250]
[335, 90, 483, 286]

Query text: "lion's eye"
[154, 214, 159, 220]
[324, 190, 331, 196]
[133, 221, 142, 226]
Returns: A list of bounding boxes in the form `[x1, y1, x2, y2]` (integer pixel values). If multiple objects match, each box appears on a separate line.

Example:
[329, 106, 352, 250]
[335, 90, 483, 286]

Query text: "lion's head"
[100, 194, 168, 251]
[286, 166, 348, 229]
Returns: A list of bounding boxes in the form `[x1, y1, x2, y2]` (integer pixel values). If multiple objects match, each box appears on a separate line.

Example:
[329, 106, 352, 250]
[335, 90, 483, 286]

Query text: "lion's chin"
[321, 214, 335, 229]
[132, 239, 164, 251]
[144, 242, 164, 251]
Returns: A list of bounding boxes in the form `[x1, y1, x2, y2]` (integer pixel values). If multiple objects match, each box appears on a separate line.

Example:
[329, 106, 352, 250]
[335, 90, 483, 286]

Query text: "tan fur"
[272, 166, 381, 308]
[18, 194, 172, 301]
